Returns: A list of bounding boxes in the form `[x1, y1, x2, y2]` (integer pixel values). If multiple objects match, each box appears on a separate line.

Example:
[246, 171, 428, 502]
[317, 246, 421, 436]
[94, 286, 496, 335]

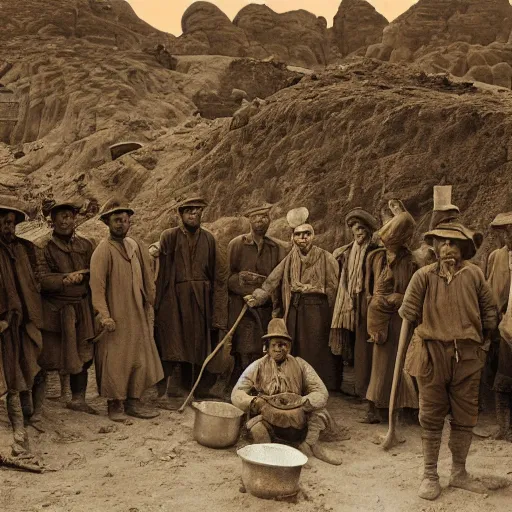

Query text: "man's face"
[108, 212, 131, 238]
[268, 338, 291, 363]
[181, 207, 203, 229]
[0, 212, 17, 242]
[52, 209, 76, 236]
[351, 221, 370, 245]
[434, 237, 463, 266]
[249, 213, 270, 236]
[499, 225, 512, 251]
[293, 228, 313, 254]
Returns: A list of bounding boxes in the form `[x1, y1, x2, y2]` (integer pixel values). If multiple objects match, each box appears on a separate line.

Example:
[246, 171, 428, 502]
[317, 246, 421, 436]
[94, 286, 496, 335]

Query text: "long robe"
[227, 233, 287, 359]
[365, 247, 419, 408]
[0, 237, 43, 397]
[155, 227, 227, 365]
[90, 236, 163, 400]
[37, 233, 96, 374]
[256, 245, 339, 390]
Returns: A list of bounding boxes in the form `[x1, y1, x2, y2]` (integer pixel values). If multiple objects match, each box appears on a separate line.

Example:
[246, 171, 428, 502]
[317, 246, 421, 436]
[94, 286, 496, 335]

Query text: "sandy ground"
[0, 385, 511, 512]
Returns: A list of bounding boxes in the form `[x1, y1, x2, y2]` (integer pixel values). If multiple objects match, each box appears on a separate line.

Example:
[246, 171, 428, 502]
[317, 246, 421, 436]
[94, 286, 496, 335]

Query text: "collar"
[242, 232, 276, 247]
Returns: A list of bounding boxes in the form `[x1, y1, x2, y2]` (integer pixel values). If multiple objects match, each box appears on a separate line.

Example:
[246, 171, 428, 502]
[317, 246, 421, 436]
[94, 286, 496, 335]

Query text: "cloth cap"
[378, 211, 415, 248]
[293, 223, 314, 236]
[262, 318, 292, 342]
[491, 212, 512, 228]
[48, 199, 82, 216]
[286, 207, 309, 229]
[177, 197, 208, 210]
[243, 204, 273, 218]
[423, 222, 477, 258]
[345, 207, 378, 232]
[99, 198, 134, 224]
[0, 197, 28, 224]
[433, 185, 460, 213]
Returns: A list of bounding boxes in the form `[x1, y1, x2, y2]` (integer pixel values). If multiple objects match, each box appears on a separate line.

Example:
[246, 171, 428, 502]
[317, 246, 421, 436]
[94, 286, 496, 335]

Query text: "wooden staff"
[178, 304, 248, 413]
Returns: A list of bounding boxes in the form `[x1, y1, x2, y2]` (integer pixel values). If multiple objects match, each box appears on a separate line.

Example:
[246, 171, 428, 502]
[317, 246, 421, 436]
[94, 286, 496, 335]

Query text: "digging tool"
[178, 305, 248, 413]
[382, 320, 413, 451]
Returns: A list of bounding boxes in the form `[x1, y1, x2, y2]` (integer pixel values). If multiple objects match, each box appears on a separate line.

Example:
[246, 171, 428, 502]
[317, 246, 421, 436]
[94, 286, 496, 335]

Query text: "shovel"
[178, 304, 248, 413]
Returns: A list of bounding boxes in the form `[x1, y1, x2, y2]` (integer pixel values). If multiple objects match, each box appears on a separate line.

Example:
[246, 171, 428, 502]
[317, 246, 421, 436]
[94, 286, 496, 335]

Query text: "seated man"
[231, 318, 342, 465]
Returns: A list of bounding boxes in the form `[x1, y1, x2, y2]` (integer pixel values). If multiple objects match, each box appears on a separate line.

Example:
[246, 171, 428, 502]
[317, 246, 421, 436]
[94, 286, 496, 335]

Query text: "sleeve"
[227, 238, 253, 296]
[260, 257, 287, 296]
[212, 239, 229, 330]
[476, 267, 498, 331]
[89, 243, 111, 321]
[299, 359, 328, 410]
[399, 268, 427, 323]
[324, 252, 340, 308]
[37, 244, 65, 294]
[485, 251, 496, 280]
[155, 231, 170, 311]
[231, 360, 259, 412]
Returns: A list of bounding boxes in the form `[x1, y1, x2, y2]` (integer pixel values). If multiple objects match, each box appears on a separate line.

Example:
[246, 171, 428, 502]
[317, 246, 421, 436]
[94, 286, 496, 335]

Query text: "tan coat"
[90, 237, 163, 400]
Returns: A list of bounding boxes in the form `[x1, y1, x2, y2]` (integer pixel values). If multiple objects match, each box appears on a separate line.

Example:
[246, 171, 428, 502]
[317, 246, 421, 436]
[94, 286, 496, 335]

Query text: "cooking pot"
[192, 401, 244, 448]
[237, 443, 308, 499]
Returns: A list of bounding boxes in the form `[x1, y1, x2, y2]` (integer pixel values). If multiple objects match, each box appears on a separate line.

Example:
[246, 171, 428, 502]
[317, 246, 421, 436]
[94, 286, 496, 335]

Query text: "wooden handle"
[178, 305, 249, 413]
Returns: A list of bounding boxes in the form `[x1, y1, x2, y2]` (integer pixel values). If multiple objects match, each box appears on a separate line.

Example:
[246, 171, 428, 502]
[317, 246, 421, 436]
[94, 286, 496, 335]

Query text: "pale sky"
[127, 1, 417, 36]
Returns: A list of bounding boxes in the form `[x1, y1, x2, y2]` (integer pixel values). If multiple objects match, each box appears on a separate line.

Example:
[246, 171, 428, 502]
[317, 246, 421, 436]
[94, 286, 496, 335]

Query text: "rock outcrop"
[332, 0, 388, 56]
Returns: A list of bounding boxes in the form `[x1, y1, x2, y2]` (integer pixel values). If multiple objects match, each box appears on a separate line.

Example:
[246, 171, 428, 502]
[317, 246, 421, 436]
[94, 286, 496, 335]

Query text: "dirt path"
[1, 393, 511, 512]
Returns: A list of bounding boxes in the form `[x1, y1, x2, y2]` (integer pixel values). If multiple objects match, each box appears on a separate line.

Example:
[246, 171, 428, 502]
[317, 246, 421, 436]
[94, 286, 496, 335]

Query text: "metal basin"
[237, 443, 308, 499]
[192, 401, 244, 449]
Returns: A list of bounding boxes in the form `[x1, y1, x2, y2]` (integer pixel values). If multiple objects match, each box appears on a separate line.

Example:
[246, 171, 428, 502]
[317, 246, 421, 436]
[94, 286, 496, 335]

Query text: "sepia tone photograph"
[0, 0, 512, 510]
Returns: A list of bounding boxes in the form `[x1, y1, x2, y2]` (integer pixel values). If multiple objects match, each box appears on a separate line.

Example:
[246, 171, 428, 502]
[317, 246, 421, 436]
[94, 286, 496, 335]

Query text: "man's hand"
[100, 318, 116, 332]
[244, 294, 258, 308]
[250, 397, 266, 415]
[239, 271, 265, 287]
[63, 272, 84, 286]
[0, 320, 9, 334]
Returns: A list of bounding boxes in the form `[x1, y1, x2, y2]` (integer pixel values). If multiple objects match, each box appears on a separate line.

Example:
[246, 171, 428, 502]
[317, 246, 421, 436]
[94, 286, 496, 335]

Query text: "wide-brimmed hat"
[98, 198, 134, 224]
[47, 199, 83, 216]
[0, 197, 28, 224]
[243, 203, 273, 218]
[177, 196, 208, 210]
[261, 318, 292, 342]
[345, 207, 378, 232]
[433, 185, 460, 213]
[423, 222, 477, 258]
[491, 212, 512, 229]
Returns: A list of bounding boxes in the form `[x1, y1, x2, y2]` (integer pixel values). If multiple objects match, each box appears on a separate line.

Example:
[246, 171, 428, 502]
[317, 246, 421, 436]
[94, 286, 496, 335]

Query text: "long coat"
[90, 237, 163, 400]
[154, 227, 228, 366]
[37, 233, 96, 374]
[0, 237, 43, 397]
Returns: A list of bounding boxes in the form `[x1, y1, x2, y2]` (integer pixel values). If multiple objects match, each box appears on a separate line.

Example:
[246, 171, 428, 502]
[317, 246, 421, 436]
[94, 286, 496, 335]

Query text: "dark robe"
[155, 226, 228, 366]
[0, 237, 43, 397]
[227, 233, 287, 360]
[37, 233, 96, 374]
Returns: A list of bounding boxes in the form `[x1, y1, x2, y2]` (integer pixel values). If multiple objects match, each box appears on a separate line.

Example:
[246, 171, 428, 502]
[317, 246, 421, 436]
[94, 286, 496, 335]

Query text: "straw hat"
[0, 197, 28, 224]
[47, 199, 83, 216]
[98, 198, 134, 224]
[423, 222, 477, 258]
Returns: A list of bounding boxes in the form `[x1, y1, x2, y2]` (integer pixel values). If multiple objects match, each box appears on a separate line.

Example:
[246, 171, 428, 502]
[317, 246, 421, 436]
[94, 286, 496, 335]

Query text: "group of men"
[1, 184, 512, 501]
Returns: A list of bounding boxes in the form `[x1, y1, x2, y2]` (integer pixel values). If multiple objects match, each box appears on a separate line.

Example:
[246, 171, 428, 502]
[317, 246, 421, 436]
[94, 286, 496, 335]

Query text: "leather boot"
[124, 398, 160, 419]
[493, 392, 511, 441]
[31, 370, 47, 424]
[359, 401, 381, 424]
[67, 368, 98, 415]
[418, 429, 442, 500]
[59, 373, 72, 403]
[108, 399, 129, 423]
[248, 421, 272, 444]
[19, 390, 33, 421]
[303, 417, 342, 465]
[310, 443, 343, 465]
[7, 392, 30, 456]
[167, 364, 187, 398]
[448, 425, 487, 494]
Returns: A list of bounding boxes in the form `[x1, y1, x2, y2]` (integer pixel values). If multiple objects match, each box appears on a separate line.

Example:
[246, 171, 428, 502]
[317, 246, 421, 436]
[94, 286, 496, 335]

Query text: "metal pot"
[192, 401, 244, 449]
[237, 443, 308, 500]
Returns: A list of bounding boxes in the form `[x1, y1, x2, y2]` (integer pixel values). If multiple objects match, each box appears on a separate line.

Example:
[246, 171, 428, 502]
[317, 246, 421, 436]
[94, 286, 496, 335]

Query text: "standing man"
[0, 199, 43, 454]
[33, 200, 97, 417]
[227, 205, 287, 379]
[398, 222, 497, 500]
[245, 208, 339, 390]
[154, 197, 227, 402]
[486, 212, 512, 441]
[330, 208, 379, 400]
[90, 201, 162, 422]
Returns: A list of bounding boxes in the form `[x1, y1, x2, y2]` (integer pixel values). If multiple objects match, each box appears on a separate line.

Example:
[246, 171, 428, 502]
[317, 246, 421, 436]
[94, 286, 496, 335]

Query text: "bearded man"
[245, 209, 339, 390]
[154, 197, 228, 402]
[398, 223, 497, 500]
[227, 205, 287, 378]
[330, 208, 379, 398]
[90, 201, 162, 422]
[232, 318, 342, 465]
[0, 200, 43, 455]
[486, 212, 512, 441]
[33, 200, 97, 417]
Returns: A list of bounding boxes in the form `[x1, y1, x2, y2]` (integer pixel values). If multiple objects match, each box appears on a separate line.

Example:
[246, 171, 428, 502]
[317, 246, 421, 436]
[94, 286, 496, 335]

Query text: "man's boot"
[67, 367, 98, 415]
[493, 392, 511, 441]
[418, 429, 442, 500]
[155, 377, 176, 410]
[247, 416, 272, 443]
[359, 401, 381, 424]
[448, 425, 487, 494]
[108, 399, 128, 423]
[7, 392, 30, 456]
[124, 398, 160, 419]
[300, 419, 342, 466]
[30, 370, 47, 424]
[19, 390, 33, 421]
[167, 364, 187, 398]
[59, 373, 72, 403]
